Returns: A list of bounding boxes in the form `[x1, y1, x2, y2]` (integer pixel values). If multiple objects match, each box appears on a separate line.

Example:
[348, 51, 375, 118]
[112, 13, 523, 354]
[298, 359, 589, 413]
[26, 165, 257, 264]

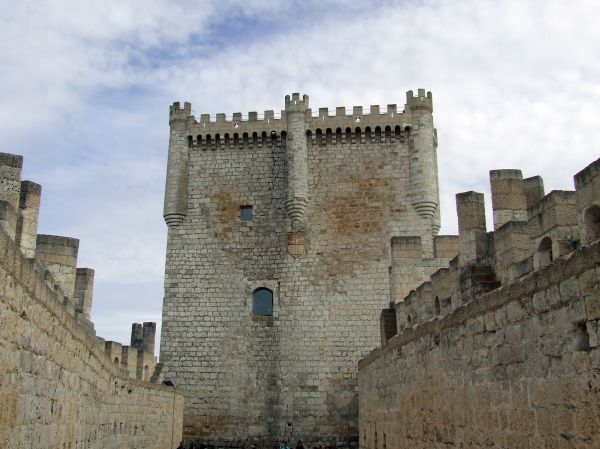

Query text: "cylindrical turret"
[0, 152, 23, 210]
[406, 90, 440, 232]
[163, 102, 192, 228]
[142, 322, 157, 355]
[74, 267, 95, 319]
[17, 180, 41, 258]
[284, 93, 309, 226]
[36, 234, 80, 299]
[131, 323, 144, 350]
[523, 176, 545, 210]
[489, 169, 527, 229]
[456, 191, 487, 267]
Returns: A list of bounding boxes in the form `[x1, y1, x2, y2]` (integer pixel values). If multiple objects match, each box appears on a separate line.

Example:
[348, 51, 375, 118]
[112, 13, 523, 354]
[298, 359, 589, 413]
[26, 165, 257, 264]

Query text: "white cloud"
[2, 0, 600, 348]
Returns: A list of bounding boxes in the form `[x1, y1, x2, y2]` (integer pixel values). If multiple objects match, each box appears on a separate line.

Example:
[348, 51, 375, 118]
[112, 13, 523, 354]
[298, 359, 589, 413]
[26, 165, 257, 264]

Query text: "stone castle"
[160, 91, 457, 447]
[1, 90, 599, 449]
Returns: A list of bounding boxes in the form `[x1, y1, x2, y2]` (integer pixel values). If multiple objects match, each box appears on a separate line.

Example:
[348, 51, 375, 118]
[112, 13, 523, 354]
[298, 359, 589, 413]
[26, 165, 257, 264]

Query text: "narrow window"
[253, 288, 273, 316]
[316, 129, 323, 145]
[584, 204, 600, 243]
[375, 126, 382, 141]
[434, 297, 440, 316]
[240, 205, 253, 221]
[538, 236, 553, 268]
[444, 297, 452, 313]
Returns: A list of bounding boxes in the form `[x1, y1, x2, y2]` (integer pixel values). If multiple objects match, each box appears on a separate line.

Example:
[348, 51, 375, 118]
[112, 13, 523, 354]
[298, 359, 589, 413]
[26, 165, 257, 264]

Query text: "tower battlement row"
[167, 90, 432, 139]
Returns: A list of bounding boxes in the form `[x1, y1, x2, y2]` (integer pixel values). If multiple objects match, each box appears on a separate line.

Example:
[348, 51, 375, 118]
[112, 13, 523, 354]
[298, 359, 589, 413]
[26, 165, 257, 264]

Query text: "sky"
[1, 0, 599, 353]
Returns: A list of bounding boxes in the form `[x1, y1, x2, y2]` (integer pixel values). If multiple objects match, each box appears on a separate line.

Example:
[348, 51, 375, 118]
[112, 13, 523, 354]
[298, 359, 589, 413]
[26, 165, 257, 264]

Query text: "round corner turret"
[405, 89, 433, 114]
[169, 101, 193, 127]
[285, 93, 309, 113]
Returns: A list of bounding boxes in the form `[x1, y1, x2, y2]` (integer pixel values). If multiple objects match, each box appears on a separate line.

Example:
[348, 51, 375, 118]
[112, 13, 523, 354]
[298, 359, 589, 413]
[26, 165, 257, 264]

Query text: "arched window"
[316, 129, 323, 145]
[114, 357, 119, 365]
[143, 365, 149, 381]
[584, 204, 600, 243]
[253, 288, 273, 316]
[434, 297, 440, 316]
[538, 237, 553, 268]
[375, 126, 382, 141]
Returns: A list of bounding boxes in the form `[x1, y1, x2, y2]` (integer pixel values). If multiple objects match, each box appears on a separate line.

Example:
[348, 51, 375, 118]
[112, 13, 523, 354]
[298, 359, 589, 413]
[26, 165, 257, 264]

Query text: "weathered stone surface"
[0, 226, 184, 449]
[359, 228, 600, 449]
[160, 91, 448, 447]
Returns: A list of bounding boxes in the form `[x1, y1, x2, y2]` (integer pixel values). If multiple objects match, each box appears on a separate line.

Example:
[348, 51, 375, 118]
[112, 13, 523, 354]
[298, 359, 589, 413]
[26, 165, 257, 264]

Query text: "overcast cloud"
[1, 0, 599, 352]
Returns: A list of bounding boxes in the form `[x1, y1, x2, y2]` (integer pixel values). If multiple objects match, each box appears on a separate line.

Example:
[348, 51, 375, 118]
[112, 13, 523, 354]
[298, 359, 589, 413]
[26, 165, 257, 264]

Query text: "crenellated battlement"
[405, 88, 433, 113]
[169, 101, 192, 124]
[0, 151, 163, 384]
[285, 92, 309, 112]
[383, 154, 600, 344]
[168, 92, 436, 149]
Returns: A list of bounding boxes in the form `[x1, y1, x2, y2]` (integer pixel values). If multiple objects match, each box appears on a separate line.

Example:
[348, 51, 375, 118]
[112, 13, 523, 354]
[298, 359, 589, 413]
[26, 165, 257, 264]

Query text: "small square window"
[240, 205, 253, 221]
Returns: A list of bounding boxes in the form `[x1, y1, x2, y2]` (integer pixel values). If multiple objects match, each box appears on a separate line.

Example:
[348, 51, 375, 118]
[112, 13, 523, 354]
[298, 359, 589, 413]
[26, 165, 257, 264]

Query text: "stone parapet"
[0, 227, 183, 449]
[360, 239, 600, 448]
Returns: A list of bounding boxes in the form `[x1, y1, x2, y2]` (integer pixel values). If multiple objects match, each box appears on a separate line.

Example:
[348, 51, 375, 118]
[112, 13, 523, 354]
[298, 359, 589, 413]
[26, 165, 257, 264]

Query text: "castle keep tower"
[160, 91, 449, 447]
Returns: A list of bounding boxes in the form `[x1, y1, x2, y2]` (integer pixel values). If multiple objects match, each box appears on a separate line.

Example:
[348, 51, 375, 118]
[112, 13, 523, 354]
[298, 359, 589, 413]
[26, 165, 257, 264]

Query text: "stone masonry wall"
[358, 239, 600, 449]
[160, 92, 448, 448]
[0, 228, 184, 449]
